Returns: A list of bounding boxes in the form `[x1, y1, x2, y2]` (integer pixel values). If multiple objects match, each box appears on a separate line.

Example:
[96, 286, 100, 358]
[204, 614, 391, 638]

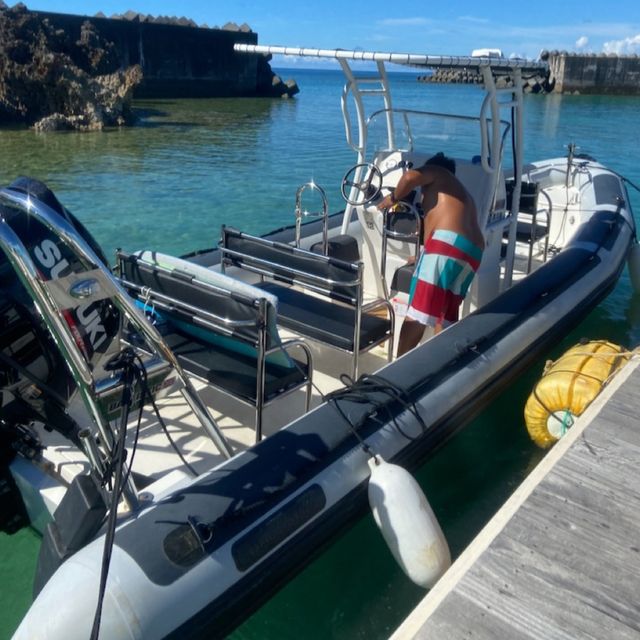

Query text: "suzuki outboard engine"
[0, 177, 230, 467]
[1, 177, 232, 596]
[0, 178, 116, 446]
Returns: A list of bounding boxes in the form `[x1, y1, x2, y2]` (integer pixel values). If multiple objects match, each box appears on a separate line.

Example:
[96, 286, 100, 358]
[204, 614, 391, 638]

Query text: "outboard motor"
[0, 177, 231, 480]
[1, 177, 234, 595]
[0, 178, 115, 446]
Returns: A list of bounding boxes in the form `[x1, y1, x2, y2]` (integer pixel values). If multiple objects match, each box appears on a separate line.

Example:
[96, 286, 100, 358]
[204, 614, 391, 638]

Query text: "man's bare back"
[420, 166, 485, 250]
[378, 162, 484, 250]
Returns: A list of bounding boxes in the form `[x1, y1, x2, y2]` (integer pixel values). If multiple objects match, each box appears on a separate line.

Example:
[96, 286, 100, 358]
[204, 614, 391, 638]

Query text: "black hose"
[90, 350, 136, 640]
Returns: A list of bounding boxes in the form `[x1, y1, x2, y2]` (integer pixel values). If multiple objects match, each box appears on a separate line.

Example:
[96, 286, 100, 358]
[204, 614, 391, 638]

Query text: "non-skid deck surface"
[393, 358, 640, 639]
[39, 337, 390, 485]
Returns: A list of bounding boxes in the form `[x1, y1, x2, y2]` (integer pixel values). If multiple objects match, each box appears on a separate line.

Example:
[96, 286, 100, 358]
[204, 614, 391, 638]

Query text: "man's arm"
[377, 166, 434, 211]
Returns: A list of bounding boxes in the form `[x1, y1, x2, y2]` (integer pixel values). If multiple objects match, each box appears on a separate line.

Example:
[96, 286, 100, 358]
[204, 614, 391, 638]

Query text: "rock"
[0, 7, 142, 129]
[34, 112, 86, 131]
[176, 17, 197, 27]
[254, 54, 298, 98]
[122, 10, 141, 22]
[284, 78, 299, 98]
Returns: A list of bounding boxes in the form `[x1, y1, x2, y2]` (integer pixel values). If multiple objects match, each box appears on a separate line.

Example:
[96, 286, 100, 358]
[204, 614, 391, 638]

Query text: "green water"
[1, 69, 640, 639]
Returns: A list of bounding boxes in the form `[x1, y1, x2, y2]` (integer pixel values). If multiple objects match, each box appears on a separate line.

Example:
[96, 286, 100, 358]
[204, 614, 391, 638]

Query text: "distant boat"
[3, 44, 637, 639]
[471, 47, 504, 58]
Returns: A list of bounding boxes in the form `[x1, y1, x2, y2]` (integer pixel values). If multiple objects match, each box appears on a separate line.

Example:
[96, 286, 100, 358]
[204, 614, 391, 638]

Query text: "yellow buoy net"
[524, 340, 632, 448]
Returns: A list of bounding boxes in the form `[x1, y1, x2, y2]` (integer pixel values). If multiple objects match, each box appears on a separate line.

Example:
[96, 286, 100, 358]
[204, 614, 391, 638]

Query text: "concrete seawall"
[30, 10, 277, 99]
[548, 52, 640, 95]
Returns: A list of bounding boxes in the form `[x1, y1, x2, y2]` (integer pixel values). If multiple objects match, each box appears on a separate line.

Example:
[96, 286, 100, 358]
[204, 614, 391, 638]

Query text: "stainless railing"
[295, 181, 329, 254]
[0, 188, 234, 509]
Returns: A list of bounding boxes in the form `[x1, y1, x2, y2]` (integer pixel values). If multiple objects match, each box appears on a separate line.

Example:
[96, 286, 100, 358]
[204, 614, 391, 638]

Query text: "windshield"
[366, 109, 510, 166]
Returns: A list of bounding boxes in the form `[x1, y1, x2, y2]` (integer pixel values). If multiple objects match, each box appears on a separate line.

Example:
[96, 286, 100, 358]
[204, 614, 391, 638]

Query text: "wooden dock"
[392, 357, 640, 639]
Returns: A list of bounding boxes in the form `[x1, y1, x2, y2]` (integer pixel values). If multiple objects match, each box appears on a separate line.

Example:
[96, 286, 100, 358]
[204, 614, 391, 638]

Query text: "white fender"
[367, 457, 451, 588]
[628, 241, 640, 294]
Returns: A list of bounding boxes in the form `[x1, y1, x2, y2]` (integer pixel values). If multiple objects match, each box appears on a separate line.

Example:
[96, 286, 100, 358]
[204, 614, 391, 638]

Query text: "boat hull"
[14, 207, 633, 640]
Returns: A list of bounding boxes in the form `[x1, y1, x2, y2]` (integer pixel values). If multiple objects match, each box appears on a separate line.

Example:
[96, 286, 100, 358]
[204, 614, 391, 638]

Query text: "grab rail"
[0, 189, 234, 475]
[295, 182, 329, 254]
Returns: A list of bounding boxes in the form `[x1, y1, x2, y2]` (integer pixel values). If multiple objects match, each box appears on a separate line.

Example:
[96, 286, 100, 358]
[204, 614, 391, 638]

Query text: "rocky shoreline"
[0, 3, 298, 131]
[2, 4, 638, 131]
[0, 3, 142, 130]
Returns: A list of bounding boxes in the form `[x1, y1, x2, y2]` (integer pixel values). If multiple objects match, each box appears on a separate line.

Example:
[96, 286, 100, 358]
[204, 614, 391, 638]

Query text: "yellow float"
[524, 340, 630, 448]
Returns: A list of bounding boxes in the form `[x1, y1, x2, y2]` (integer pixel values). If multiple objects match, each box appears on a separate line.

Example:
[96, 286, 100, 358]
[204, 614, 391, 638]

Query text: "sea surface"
[1, 67, 640, 639]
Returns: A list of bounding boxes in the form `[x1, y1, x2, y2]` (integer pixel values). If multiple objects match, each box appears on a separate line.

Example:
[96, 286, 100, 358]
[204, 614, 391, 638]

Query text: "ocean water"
[1, 68, 640, 639]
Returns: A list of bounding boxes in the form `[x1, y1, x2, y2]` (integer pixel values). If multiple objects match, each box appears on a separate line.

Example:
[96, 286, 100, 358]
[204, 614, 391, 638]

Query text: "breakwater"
[28, 8, 296, 99]
[417, 51, 640, 95]
[548, 52, 640, 95]
[417, 68, 550, 93]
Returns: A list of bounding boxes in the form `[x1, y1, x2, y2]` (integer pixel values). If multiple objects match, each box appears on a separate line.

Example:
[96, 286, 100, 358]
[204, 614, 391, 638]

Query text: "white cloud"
[377, 17, 431, 27]
[603, 33, 640, 54]
[576, 36, 589, 49]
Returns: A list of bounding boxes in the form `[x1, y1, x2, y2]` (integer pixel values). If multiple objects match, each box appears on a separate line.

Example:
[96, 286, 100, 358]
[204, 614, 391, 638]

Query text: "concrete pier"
[392, 357, 640, 639]
[548, 52, 640, 95]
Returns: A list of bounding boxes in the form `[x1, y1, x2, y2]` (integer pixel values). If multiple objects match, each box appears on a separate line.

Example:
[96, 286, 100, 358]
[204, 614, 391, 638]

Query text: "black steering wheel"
[340, 163, 383, 206]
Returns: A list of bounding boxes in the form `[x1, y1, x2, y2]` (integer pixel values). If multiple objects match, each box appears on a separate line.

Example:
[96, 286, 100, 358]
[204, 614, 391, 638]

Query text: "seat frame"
[219, 226, 394, 378]
[117, 252, 314, 441]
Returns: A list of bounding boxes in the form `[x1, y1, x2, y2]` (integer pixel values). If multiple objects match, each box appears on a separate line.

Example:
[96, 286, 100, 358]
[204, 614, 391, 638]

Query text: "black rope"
[117, 353, 151, 491]
[324, 373, 429, 445]
[275, 334, 430, 457]
[89, 344, 202, 639]
[140, 362, 199, 479]
[90, 349, 137, 640]
[620, 173, 640, 193]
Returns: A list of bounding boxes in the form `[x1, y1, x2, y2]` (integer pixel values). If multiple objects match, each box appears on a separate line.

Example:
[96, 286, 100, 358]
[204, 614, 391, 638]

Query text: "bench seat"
[162, 330, 310, 405]
[220, 226, 394, 378]
[259, 282, 391, 353]
[118, 250, 313, 441]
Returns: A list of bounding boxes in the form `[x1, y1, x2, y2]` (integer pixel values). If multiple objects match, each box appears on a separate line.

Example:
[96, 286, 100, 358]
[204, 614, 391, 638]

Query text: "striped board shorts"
[406, 229, 483, 328]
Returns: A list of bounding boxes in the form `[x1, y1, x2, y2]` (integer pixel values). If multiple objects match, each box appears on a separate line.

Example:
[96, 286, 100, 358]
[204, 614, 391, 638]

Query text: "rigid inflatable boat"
[2, 46, 637, 639]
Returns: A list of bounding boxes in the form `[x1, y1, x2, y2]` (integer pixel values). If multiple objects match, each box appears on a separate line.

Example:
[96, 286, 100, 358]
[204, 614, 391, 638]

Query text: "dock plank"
[393, 360, 640, 640]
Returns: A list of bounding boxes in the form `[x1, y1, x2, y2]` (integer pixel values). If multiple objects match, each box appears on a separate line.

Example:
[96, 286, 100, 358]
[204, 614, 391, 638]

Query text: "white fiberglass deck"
[38, 336, 391, 494]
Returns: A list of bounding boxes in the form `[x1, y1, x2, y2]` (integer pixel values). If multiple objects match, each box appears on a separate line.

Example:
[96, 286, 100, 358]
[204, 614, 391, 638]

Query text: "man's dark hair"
[425, 152, 456, 174]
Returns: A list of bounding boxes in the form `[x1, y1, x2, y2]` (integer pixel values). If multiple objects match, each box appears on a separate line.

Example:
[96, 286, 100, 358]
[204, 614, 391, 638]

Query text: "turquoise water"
[1, 68, 640, 639]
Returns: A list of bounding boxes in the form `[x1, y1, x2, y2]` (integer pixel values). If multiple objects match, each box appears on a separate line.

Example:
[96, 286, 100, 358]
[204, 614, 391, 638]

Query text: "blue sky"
[26, 1, 640, 63]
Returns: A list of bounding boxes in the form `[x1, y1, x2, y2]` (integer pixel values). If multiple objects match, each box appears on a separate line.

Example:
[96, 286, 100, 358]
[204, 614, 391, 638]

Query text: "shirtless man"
[378, 153, 485, 355]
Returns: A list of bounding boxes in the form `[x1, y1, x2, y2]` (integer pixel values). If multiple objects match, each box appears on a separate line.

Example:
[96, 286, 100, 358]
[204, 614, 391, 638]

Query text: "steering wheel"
[340, 163, 383, 206]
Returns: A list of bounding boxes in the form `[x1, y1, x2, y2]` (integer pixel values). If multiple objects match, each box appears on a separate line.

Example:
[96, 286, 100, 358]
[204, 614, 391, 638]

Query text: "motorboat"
[2, 45, 637, 639]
